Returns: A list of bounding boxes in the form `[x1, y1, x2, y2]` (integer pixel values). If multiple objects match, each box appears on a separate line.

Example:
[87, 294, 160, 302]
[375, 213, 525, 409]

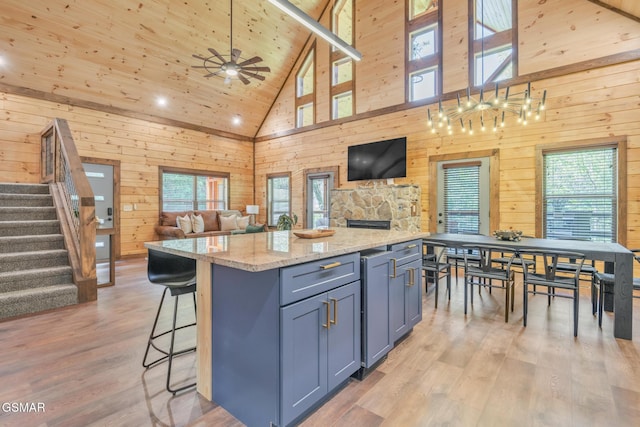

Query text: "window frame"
[469, 0, 517, 88]
[406, 0, 442, 102]
[266, 172, 292, 227]
[535, 138, 627, 245]
[158, 166, 230, 212]
[295, 46, 316, 128]
[330, 0, 355, 121]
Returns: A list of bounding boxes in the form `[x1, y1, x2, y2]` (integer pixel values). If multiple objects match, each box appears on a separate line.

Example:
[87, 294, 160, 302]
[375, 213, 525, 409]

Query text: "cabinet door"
[362, 252, 393, 367]
[281, 294, 328, 425]
[405, 258, 423, 329]
[389, 262, 409, 342]
[327, 281, 361, 391]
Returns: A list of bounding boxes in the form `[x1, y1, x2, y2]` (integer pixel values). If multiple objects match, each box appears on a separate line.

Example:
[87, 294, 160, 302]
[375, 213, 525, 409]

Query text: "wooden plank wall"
[255, 59, 640, 246]
[0, 93, 254, 256]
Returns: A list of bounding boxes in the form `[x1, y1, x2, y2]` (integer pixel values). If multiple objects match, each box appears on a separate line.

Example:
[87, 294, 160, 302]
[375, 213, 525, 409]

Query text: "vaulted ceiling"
[0, 0, 637, 140]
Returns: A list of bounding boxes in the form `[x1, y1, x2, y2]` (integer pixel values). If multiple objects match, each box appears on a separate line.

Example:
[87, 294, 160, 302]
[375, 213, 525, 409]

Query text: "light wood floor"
[2, 258, 640, 427]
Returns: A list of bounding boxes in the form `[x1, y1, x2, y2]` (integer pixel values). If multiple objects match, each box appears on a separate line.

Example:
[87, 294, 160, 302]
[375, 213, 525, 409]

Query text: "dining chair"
[422, 240, 452, 308]
[447, 246, 482, 284]
[553, 237, 599, 316]
[593, 248, 640, 327]
[520, 249, 585, 337]
[462, 244, 517, 322]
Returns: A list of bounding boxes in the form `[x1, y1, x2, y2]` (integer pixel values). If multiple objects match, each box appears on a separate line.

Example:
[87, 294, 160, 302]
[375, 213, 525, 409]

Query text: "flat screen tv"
[347, 137, 407, 181]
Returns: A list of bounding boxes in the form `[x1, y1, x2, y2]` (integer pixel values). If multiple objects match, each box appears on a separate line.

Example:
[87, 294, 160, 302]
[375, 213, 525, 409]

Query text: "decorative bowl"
[493, 230, 523, 241]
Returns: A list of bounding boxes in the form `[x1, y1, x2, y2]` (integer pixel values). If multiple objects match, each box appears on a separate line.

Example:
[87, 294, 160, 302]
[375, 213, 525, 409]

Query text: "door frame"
[81, 157, 121, 260]
[302, 166, 339, 229]
[428, 149, 499, 233]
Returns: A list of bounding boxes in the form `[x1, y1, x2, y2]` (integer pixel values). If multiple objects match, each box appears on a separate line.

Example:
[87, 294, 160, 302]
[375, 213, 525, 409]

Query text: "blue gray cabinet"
[281, 281, 361, 424]
[389, 240, 423, 343]
[361, 249, 393, 368]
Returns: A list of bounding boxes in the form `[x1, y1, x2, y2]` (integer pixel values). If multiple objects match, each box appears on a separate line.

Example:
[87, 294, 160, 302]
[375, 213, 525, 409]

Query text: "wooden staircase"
[0, 183, 78, 320]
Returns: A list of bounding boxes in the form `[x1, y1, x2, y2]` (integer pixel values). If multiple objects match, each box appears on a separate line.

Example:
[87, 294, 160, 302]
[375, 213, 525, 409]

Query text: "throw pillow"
[237, 215, 251, 229]
[220, 214, 239, 231]
[191, 214, 205, 233]
[245, 224, 265, 233]
[176, 215, 193, 234]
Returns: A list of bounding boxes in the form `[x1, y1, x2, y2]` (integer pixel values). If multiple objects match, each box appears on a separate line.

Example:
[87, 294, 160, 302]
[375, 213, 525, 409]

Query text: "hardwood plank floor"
[1, 258, 639, 426]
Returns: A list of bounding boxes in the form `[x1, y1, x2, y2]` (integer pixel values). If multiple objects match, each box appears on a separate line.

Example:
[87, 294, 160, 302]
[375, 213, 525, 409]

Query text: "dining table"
[426, 233, 634, 340]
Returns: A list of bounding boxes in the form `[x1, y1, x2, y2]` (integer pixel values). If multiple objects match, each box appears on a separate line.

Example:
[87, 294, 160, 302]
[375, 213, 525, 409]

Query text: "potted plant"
[276, 213, 298, 230]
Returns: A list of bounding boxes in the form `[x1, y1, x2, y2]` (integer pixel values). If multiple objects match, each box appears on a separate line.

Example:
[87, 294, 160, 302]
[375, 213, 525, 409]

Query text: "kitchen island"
[145, 228, 429, 426]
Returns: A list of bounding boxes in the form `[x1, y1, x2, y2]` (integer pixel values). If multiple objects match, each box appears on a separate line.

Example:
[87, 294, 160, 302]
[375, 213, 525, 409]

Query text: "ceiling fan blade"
[192, 64, 223, 69]
[237, 73, 251, 85]
[207, 47, 227, 64]
[231, 48, 242, 63]
[239, 70, 266, 81]
[237, 56, 264, 67]
[248, 66, 271, 73]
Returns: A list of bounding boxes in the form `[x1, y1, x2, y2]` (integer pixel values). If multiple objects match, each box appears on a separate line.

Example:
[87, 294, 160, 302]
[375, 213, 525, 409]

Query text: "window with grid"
[296, 48, 315, 128]
[543, 147, 618, 242]
[267, 173, 291, 227]
[443, 163, 480, 234]
[472, 0, 515, 86]
[407, 0, 440, 102]
[331, 0, 354, 120]
[160, 168, 229, 211]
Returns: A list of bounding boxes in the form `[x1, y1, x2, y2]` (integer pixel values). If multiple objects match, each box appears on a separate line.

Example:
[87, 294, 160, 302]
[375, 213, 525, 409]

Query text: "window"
[160, 167, 229, 211]
[472, 0, 515, 86]
[296, 48, 315, 128]
[407, 0, 440, 102]
[542, 147, 618, 242]
[442, 162, 481, 234]
[267, 173, 291, 227]
[331, 0, 354, 120]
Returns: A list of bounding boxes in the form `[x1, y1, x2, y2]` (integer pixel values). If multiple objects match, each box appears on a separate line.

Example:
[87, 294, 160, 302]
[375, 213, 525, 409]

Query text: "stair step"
[0, 234, 65, 253]
[0, 220, 61, 237]
[0, 193, 54, 207]
[0, 284, 78, 321]
[0, 266, 73, 293]
[0, 249, 69, 273]
[0, 183, 50, 195]
[0, 206, 57, 221]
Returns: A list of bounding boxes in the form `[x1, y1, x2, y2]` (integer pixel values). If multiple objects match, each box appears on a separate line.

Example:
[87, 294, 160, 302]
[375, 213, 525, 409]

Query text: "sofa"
[154, 209, 266, 240]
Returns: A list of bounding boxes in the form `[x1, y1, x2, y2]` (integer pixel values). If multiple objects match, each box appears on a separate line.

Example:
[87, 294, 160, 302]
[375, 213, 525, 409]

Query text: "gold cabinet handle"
[406, 244, 417, 249]
[330, 298, 338, 325]
[322, 301, 331, 329]
[390, 258, 397, 278]
[408, 267, 416, 286]
[320, 261, 341, 270]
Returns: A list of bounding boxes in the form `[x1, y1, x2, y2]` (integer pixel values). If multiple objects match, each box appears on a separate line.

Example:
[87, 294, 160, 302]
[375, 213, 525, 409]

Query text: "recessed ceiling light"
[232, 116, 241, 125]
[156, 97, 168, 107]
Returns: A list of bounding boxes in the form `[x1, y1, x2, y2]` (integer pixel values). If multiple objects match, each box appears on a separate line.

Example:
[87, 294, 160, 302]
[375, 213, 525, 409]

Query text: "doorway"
[82, 158, 120, 287]
[303, 167, 339, 229]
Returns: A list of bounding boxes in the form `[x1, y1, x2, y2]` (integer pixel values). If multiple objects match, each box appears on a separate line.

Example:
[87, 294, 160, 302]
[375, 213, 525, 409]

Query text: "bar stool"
[142, 249, 197, 394]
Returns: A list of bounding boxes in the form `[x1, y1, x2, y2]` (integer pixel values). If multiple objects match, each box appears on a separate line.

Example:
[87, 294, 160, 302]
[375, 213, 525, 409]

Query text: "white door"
[436, 158, 490, 235]
[306, 172, 334, 229]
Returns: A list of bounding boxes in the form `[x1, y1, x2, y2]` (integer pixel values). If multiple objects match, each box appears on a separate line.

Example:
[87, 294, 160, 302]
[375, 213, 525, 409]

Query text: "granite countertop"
[144, 228, 429, 272]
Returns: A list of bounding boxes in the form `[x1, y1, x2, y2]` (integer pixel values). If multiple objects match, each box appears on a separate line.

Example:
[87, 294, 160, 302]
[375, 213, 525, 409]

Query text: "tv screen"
[347, 137, 407, 181]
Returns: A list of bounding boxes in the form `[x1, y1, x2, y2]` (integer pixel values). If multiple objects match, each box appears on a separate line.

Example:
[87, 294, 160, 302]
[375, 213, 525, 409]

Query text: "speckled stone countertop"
[144, 228, 429, 272]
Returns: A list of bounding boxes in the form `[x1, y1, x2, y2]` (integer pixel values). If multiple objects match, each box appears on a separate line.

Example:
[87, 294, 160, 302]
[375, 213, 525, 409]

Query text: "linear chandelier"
[267, 0, 362, 61]
[427, 82, 547, 135]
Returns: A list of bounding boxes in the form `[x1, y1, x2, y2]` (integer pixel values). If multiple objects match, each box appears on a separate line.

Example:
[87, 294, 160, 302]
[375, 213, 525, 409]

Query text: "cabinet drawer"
[388, 239, 422, 265]
[280, 253, 360, 306]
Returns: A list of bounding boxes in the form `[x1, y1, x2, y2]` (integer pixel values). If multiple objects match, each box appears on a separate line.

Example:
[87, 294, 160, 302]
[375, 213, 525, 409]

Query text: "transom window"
[160, 167, 229, 211]
[542, 146, 619, 242]
[406, 0, 440, 102]
[472, 0, 515, 86]
[296, 48, 315, 128]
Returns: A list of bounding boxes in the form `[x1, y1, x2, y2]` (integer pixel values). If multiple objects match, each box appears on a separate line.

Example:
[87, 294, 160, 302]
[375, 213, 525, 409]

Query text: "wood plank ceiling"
[0, 0, 636, 140]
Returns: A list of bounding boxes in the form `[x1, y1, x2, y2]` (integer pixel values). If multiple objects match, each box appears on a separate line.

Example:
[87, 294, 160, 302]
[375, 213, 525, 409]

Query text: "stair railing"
[41, 118, 97, 302]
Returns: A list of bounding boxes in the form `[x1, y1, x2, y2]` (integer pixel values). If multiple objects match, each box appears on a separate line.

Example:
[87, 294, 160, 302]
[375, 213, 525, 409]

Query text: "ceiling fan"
[192, 0, 270, 85]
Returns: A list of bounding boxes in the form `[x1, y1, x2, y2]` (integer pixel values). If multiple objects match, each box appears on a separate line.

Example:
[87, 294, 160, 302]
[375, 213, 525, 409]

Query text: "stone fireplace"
[330, 183, 421, 232]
